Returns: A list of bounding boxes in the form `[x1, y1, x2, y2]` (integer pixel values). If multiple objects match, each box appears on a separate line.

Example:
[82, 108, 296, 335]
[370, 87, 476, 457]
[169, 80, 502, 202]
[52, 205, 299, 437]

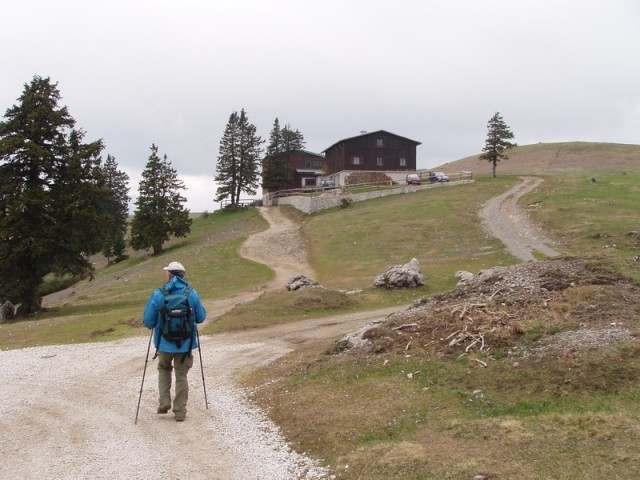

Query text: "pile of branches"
[358, 294, 517, 360]
[333, 257, 639, 360]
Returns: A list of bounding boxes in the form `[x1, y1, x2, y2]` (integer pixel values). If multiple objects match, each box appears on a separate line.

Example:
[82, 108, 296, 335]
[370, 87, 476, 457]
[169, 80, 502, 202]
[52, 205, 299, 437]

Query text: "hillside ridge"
[435, 141, 640, 175]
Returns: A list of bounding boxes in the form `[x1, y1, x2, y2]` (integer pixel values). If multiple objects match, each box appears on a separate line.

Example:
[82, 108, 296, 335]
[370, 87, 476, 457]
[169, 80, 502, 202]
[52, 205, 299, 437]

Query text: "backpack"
[157, 285, 194, 350]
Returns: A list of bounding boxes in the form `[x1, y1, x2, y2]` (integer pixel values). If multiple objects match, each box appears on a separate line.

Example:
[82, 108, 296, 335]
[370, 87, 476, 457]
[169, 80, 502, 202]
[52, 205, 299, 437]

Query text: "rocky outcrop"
[286, 275, 320, 291]
[455, 270, 474, 285]
[373, 258, 425, 289]
[0, 300, 16, 324]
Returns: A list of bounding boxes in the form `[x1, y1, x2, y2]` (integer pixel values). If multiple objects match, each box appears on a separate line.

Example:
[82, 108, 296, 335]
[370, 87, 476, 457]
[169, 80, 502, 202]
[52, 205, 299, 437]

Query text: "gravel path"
[0, 207, 399, 480]
[479, 176, 560, 261]
[0, 339, 328, 480]
[0, 180, 554, 479]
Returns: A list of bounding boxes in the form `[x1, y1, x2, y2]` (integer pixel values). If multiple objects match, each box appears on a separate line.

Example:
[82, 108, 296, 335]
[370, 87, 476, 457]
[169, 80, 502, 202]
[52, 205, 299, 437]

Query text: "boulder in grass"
[286, 275, 320, 291]
[455, 270, 474, 285]
[374, 258, 425, 289]
[0, 300, 16, 324]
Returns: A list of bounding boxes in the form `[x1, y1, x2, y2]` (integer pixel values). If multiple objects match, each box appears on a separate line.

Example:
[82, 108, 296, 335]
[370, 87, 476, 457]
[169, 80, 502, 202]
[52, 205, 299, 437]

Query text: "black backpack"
[157, 285, 194, 350]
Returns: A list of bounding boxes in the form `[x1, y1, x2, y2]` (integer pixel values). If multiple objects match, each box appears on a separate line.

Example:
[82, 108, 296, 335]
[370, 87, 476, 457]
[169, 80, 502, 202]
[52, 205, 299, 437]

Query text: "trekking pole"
[135, 328, 154, 424]
[196, 327, 209, 409]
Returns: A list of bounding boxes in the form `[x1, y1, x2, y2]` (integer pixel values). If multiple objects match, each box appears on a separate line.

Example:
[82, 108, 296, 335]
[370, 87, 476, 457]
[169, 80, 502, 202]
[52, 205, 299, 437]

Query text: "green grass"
[247, 334, 640, 479]
[208, 175, 524, 330]
[237, 170, 640, 479]
[305, 175, 519, 293]
[207, 288, 362, 333]
[6, 170, 640, 348]
[526, 170, 640, 279]
[0, 208, 272, 349]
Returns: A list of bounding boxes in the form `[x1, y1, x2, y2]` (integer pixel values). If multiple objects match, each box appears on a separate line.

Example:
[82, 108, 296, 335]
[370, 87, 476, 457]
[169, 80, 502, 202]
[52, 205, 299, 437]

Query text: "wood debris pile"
[334, 257, 640, 359]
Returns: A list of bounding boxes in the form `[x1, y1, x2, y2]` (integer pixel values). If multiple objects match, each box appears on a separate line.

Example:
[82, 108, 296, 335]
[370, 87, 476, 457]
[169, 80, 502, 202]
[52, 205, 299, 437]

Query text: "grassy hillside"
[437, 141, 640, 176]
[206, 176, 522, 332]
[303, 176, 517, 290]
[3, 141, 640, 478]
[3, 142, 639, 347]
[245, 164, 640, 479]
[0, 208, 273, 349]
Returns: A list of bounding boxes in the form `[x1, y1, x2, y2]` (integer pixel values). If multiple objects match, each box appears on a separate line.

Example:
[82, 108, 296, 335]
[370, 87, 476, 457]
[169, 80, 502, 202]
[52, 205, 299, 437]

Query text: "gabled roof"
[322, 130, 421, 153]
[263, 149, 324, 160]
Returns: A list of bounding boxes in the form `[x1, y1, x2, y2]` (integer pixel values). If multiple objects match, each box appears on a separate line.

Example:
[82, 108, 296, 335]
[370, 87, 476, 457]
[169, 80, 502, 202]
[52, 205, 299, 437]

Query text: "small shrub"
[40, 275, 82, 296]
[492, 349, 507, 360]
[340, 196, 353, 208]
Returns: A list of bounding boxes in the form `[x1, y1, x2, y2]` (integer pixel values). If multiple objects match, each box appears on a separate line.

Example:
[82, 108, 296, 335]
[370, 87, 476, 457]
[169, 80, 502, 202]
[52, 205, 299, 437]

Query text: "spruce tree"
[265, 118, 282, 158]
[262, 118, 287, 192]
[281, 123, 305, 152]
[479, 112, 516, 177]
[214, 109, 263, 207]
[261, 119, 305, 192]
[0, 76, 112, 315]
[130, 144, 191, 255]
[101, 154, 130, 263]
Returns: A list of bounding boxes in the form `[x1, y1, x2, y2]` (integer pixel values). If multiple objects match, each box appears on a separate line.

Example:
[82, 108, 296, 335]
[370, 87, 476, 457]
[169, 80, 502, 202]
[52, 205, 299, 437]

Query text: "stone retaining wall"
[268, 180, 474, 214]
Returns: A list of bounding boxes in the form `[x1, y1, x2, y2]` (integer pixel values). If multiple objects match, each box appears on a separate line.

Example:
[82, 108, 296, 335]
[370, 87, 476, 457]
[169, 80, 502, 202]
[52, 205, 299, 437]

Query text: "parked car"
[319, 178, 335, 188]
[429, 171, 450, 183]
[406, 173, 421, 185]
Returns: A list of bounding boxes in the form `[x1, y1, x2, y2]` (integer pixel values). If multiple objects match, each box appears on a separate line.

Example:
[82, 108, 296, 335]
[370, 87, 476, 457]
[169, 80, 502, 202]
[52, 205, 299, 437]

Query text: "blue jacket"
[143, 276, 207, 353]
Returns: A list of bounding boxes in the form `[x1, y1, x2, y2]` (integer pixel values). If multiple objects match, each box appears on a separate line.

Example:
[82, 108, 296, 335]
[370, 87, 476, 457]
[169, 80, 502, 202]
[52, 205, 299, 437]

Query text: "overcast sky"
[2, 0, 639, 211]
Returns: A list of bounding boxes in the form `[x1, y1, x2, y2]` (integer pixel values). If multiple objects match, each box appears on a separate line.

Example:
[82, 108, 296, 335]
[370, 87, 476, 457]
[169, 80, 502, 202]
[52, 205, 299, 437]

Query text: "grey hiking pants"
[157, 351, 194, 416]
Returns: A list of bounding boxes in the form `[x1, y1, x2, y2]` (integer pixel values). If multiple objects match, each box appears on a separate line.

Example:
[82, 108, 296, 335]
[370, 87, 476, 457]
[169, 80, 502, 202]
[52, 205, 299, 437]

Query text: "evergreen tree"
[214, 109, 263, 207]
[281, 123, 305, 152]
[261, 119, 305, 192]
[262, 118, 288, 192]
[101, 154, 130, 263]
[49, 129, 113, 273]
[479, 112, 516, 177]
[265, 118, 282, 158]
[130, 144, 191, 255]
[0, 76, 112, 315]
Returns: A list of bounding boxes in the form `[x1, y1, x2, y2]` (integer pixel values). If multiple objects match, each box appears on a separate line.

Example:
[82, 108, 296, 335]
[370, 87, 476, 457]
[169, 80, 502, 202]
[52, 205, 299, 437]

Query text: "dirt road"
[0, 206, 398, 480]
[480, 176, 559, 261]
[0, 181, 556, 479]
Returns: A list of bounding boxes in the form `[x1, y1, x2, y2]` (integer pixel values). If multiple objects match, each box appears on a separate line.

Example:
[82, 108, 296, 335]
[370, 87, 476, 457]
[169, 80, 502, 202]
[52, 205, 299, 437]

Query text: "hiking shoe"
[175, 414, 186, 422]
[157, 406, 170, 414]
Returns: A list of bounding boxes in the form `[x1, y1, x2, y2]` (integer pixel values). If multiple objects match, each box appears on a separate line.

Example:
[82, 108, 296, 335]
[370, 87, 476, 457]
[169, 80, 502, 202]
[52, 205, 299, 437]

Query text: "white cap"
[163, 261, 185, 275]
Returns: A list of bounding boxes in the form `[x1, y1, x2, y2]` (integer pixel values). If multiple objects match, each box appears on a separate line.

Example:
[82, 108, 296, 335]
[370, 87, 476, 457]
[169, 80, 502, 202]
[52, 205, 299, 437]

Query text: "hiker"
[143, 261, 206, 422]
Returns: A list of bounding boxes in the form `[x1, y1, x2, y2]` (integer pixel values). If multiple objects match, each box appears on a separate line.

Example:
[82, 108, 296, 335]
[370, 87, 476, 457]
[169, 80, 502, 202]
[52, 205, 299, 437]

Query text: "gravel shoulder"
[0, 182, 555, 479]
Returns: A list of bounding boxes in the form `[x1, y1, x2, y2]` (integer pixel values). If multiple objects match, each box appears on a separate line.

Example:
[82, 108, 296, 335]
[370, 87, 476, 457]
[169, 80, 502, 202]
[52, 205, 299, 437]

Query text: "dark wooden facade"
[262, 130, 421, 191]
[323, 130, 420, 174]
[262, 150, 325, 193]
[289, 150, 325, 188]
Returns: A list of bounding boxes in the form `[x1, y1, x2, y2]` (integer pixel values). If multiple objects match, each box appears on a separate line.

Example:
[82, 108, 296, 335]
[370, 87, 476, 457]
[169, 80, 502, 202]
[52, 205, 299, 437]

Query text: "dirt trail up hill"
[0, 178, 555, 479]
[480, 176, 560, 261]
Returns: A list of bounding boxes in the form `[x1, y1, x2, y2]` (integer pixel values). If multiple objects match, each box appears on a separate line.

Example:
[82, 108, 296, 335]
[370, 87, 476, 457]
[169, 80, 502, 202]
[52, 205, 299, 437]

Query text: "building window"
[377, 157, 383, 166]
[352, 156, 361, 165]
[399, 157, 407, 167]
[377, 138, 384, 147]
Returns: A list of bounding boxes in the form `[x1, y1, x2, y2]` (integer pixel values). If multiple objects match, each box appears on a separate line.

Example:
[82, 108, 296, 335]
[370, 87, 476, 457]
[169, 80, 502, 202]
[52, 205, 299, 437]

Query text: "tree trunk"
[153, 244, 163, 256]
[492, 161, 497, 178]
[17, 286, 42, 316]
